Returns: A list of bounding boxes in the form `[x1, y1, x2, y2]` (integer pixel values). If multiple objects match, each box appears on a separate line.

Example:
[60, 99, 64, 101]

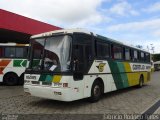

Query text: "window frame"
[0, 46, 28, 59]
[112, 44, 123, 60]
[124, 47, 131, 61]
[95, 39, 111, 60]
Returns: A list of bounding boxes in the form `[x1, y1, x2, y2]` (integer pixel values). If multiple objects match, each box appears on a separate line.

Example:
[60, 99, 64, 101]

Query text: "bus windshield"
[29, 35, 72, 72]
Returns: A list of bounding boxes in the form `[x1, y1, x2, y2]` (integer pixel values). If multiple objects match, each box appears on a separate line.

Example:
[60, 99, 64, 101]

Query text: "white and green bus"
[0, 43, 29, 85]
[24, 29, 151, 102]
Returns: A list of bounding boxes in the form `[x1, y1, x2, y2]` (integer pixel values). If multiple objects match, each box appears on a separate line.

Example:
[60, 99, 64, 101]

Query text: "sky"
[0, 0, 160, 53]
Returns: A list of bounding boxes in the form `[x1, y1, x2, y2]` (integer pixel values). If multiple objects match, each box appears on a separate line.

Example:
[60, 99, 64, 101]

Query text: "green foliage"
[153, 54, 160, 62]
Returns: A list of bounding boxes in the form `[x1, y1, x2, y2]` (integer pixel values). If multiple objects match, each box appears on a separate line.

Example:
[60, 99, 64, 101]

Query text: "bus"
[0, 43, 28, 85]
[154, 61, 160, 71]
[24, 29, 151, 102]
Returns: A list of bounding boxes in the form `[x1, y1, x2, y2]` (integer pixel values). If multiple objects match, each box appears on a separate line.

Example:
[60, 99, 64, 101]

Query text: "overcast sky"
[0, 0, 160, 53]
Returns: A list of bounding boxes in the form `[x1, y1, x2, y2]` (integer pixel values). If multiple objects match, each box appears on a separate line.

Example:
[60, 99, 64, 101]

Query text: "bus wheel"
[3, 73, 18, 86]
[89, 80, 102, 102]
[138, 75, 144, 88]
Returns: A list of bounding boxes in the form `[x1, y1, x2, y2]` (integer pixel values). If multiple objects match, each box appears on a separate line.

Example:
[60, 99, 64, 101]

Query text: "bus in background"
[0, 43, 28, 85]
[24, 29, 151, 102]
[154, 61, 160, 71]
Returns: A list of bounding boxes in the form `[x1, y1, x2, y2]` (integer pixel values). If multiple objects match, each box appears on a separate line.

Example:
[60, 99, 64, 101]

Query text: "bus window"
[133, 50, 138, 61]
[73, 33, 92, 73]
[4, 47, 16, 58]
[125, 48, 130, 60]
[96, 42, 110, 59]
[113, 45, 123, 59]
[16, 48, 24, 58]
[140, 52, 145, 62]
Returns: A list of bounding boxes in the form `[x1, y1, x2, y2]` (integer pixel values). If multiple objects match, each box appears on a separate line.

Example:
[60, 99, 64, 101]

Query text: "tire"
[89, 80, 102, 102]
[18, 74, 24, 85]
[3, 73, 18, 86]
[138, 75, 144, 88]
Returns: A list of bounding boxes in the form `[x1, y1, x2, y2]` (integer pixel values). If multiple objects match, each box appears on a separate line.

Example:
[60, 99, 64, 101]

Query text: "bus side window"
[15, 47, 28, 58]
[133, 50, 138, 62]
[113, 45, 123, 60]
[96, 41, 110, 59]
[4, 47, 16, 58]
[140, 52, 145, 62]
[125, 48, 130, 60]
[16, 47, 24, 58]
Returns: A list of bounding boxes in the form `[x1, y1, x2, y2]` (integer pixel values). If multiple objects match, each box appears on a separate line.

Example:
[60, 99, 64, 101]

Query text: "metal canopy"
[0, 9, 61, 43]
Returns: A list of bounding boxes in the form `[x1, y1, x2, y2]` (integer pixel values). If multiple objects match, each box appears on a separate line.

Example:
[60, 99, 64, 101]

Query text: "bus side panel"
[2, 59, 27, 77]
[0, 59, 12, 82]
[83, 74, 117, 98]
[87, 61, 117, 95]
[108, 61, 130, 90]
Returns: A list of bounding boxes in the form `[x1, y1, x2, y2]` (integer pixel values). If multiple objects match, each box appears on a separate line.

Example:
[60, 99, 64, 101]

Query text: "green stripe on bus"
[45, 75, 53, 82]
[13, 60, 23, 67]
[39, 74, 53, 82]
[39, 74, 47, 81]
[108, 61, 129, 89]
[117, 62, 129, 88]
[22, 60, 27, 67]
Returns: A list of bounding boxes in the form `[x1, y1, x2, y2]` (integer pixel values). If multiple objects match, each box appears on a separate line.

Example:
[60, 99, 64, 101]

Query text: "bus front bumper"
[24, 85, 72, 102]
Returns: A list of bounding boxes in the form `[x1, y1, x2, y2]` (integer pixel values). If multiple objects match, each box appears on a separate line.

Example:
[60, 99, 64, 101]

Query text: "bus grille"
[42, 82, 52, 86]
[31, 81, 40, 85]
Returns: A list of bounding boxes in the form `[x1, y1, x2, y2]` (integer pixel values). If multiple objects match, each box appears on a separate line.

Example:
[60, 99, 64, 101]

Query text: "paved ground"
[0, 72, 160, 117]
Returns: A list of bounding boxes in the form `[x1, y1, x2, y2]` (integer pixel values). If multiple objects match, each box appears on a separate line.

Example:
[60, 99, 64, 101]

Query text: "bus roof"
[96, 35, 149, 53]
[31, 28, 149, 53]
[31, 28, 91, 39]
[0, 43, 29, 46]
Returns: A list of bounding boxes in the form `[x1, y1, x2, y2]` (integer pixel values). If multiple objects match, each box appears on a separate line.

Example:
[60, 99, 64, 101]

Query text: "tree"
[153, 54, 160, 62]
[136, 45, 143, 49]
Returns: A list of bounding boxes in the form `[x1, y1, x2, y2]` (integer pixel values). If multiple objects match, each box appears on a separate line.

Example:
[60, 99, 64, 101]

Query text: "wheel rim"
[94, 85, 101, 97]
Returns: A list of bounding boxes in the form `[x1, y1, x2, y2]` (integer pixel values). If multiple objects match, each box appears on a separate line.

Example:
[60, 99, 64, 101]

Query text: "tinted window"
[73, 34, 92, 72]
[125, 48, 130, 60]
[96, 42, 110, 59]
[4, 47, 16, 58]
[74, 33, 91, 45]
[15, 47, 28, 58]
[140, 52, 145, 62]
[133, 50, 138, 61]
[113, 45, 123, 59]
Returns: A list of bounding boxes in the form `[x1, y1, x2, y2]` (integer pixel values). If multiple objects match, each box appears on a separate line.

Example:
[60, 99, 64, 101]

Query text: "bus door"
[72, 33, 93, 99]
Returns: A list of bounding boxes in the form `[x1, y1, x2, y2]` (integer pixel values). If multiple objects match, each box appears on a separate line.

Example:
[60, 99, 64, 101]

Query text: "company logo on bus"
[96, 63, 106, 72]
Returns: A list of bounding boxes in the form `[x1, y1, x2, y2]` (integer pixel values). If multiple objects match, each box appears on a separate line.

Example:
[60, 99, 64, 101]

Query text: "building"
[0, 9, 61, 43]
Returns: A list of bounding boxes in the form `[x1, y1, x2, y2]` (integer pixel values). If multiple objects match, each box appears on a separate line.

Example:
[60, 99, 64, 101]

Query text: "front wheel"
[89, 81, 102, 102]
[3, 73, 18, 86]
